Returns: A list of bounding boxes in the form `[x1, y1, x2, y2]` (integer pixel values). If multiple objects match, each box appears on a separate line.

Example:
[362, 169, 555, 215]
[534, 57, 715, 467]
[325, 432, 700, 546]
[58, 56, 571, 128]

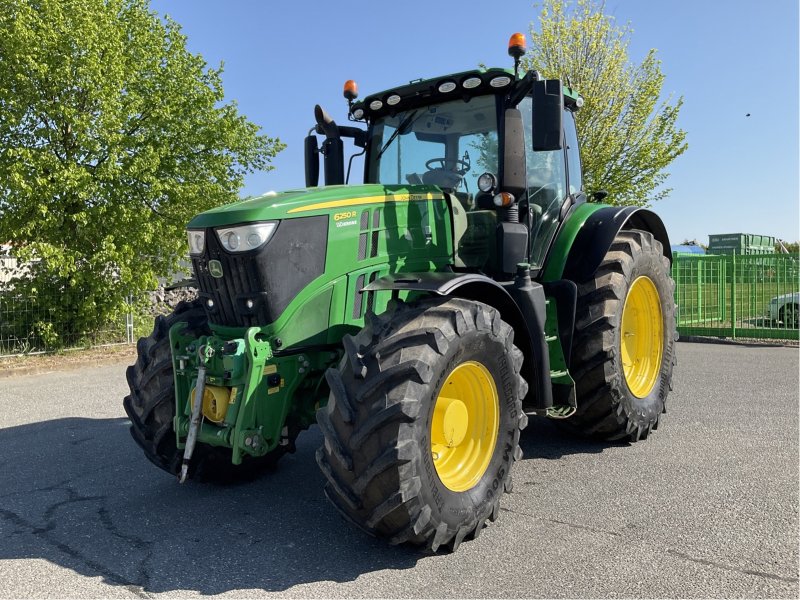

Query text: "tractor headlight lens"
[215, 222, 278, 253]
[490, 75, 511, 88]
[462, 77, 482, 89]
[224, 231, 240, 250]
[477, 172, 497, 193]
[187, 230, 205, 256]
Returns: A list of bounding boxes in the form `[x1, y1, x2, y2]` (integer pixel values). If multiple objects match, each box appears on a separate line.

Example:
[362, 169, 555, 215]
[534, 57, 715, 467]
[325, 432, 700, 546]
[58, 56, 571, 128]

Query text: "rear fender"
[544, 205, 672, 283]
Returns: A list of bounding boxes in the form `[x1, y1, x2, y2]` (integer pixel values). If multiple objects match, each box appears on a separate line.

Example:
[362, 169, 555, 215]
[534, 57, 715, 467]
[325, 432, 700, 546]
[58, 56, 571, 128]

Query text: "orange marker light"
[343, 80, 358, 101]
[493, 192, 515, 208]
[508, 32, 526, 58]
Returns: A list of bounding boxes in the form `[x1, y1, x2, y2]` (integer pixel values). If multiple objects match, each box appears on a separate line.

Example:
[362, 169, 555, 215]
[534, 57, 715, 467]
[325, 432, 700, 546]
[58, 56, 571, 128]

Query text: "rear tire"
[564, 229, 676, 442]
[316, 297, 528, 552]
[123, 300, 290, 481]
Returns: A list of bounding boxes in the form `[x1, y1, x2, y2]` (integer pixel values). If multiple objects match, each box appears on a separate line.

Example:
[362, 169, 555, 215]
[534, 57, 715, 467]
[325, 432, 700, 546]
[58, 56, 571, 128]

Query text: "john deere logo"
[208, 260, 223, 278]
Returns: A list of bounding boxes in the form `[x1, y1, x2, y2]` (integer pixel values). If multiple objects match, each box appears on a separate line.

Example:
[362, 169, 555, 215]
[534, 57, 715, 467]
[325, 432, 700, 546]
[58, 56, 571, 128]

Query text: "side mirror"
[532, 79, 564, 151]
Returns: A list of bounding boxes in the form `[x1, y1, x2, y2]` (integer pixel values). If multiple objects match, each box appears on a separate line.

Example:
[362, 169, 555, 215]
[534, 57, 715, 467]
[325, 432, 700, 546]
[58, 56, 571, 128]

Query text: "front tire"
[316, 297, 528, 552]
[565, 229, 676, 441]
[123, 300, 290, 481]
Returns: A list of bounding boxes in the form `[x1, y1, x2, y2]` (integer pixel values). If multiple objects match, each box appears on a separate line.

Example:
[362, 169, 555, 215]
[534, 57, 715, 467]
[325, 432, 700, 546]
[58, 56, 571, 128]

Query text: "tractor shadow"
[519, 416, 622, 460]
[0, 417, 420, 595]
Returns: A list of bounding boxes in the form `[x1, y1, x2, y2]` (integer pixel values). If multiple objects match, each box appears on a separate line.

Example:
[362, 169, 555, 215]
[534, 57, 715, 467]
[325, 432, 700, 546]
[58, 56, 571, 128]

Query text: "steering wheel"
[425, 158, 470, 175]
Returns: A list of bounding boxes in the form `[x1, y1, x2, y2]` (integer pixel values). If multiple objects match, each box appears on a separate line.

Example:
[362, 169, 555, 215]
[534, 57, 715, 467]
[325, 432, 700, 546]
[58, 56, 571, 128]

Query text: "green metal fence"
[672, 253, 800, 341]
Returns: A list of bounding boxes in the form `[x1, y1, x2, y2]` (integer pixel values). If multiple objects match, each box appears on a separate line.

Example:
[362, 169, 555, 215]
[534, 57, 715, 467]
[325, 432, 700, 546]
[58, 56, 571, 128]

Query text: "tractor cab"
[306, 36, 586, 279]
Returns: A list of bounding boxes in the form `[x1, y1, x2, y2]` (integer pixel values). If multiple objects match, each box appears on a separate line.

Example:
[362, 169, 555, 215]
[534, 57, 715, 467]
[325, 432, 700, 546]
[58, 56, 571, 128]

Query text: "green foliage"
[680, 238, 708, 251]
[31, 319, 59, 349]
[777, 241, 800, 253]
[471, 131, 499, 174]
[0, 0, 284, 339]
[524, 0, 687, 206]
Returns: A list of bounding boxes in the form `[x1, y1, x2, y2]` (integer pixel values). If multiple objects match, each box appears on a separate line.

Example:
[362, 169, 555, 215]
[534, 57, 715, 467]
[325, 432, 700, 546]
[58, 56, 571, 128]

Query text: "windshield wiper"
[377, 109, 421, 159]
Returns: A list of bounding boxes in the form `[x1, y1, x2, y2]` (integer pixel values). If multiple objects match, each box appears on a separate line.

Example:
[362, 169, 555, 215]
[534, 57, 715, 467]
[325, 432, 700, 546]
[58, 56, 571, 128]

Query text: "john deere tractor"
[124, 34, 676, 552]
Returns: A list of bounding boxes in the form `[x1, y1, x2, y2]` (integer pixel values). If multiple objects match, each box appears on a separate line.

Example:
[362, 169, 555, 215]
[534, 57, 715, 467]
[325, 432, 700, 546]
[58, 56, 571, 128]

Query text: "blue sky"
[151, 0, 799, 245]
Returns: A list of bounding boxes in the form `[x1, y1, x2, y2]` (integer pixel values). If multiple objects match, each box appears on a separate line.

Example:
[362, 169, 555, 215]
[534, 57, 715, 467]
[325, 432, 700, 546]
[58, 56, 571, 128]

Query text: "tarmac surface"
[0, 341, 797, 598]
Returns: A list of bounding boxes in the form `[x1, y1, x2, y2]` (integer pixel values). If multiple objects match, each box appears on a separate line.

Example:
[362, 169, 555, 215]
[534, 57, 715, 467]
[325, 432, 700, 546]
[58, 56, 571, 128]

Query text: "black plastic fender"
[364, 271, 553, 410]
[562, 206, 672, 283]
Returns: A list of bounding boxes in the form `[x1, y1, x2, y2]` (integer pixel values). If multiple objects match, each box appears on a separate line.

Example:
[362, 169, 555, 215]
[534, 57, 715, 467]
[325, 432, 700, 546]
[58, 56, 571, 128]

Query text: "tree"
[680, 238, 707, 251]
[776, 241, 799, 254]
[524, 0, 687, 206]
[0, 0, 284, 346]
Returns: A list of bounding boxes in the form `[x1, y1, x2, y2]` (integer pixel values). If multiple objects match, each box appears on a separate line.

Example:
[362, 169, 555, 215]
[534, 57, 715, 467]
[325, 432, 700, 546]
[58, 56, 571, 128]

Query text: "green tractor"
[124, 34, 676, 552]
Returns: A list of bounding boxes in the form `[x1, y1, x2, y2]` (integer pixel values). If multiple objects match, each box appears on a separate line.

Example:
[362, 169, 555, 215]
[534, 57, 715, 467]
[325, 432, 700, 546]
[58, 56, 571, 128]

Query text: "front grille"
[193, 216, 328, 327]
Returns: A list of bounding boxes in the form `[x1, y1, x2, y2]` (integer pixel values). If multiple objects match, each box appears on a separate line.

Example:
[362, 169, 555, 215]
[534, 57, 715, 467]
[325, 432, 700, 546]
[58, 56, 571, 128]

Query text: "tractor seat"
[422, 168, 463, 190]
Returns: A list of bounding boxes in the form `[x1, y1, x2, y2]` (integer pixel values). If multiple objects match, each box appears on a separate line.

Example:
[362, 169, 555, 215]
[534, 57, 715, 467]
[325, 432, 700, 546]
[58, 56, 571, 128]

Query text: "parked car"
[768, 292, 799, 328]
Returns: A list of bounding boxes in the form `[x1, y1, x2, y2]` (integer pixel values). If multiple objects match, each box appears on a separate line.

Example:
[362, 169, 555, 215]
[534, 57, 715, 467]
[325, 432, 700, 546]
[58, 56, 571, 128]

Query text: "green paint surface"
[173, 184, 455, 458]
[541, 202, 606, 282]
[188, 184, 445, 228]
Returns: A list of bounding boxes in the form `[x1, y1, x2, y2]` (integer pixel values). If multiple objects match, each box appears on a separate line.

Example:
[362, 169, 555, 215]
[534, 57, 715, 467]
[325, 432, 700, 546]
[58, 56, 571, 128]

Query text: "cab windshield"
[366, 95, 499, 195]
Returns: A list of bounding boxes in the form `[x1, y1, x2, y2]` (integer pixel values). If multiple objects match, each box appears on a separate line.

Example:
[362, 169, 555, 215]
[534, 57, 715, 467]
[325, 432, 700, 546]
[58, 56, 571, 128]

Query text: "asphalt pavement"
[0, 341, 797, 598]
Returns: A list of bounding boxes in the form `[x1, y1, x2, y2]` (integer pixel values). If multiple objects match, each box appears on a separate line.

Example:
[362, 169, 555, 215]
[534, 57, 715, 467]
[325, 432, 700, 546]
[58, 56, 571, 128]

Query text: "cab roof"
[350, 67, 582, 121]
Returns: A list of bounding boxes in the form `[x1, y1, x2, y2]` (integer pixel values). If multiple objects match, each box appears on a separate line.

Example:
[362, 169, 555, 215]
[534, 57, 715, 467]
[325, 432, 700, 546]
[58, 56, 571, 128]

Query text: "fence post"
[720, 258, 726, 322]
[697, 258, 703, 323]
[730, 252, 737, 339]
[126, 295, 134, 344]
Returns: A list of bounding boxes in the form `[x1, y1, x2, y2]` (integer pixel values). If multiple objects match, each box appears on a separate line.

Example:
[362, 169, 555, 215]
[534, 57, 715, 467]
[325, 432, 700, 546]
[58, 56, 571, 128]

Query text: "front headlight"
[215, 222, 278, 253]
[187, 230, 205, 256]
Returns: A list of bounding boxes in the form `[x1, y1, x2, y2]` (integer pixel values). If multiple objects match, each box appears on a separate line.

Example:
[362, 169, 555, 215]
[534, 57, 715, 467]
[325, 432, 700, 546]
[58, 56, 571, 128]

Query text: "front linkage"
[169, 322, 337, 474]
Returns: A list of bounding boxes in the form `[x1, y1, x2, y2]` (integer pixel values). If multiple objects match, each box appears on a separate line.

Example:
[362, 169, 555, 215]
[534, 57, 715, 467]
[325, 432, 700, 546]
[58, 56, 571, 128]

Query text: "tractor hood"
[187, 184, 445, 229]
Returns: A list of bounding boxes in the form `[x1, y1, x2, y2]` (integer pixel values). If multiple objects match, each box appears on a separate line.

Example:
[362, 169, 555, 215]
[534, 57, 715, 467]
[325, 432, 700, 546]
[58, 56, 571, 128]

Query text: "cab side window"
[520, 95, 567, 268]
[564, 110, 582, 195]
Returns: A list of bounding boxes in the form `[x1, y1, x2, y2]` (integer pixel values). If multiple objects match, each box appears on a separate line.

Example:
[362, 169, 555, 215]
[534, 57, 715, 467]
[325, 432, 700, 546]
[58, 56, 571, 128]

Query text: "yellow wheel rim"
[431, 361, 499, 492]
[621, 276, 664, 398]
